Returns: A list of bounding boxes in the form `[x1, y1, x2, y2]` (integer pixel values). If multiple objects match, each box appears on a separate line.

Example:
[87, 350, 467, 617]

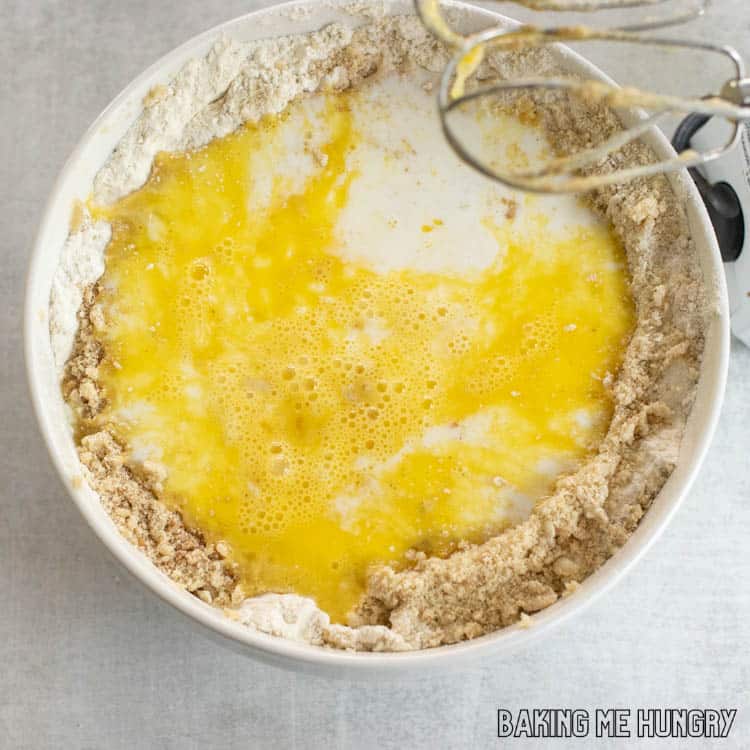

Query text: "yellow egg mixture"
[89, 89, 634, 622]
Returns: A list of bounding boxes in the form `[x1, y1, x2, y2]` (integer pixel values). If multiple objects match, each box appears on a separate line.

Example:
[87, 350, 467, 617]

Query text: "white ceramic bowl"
[25, 0, 729, 676]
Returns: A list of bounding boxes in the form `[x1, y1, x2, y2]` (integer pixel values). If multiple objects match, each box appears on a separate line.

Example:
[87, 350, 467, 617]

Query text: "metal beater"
[414, 0, 750, 193]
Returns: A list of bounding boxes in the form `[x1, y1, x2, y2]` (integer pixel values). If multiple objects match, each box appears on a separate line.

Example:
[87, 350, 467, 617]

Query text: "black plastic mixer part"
[672, 113, 744, 262]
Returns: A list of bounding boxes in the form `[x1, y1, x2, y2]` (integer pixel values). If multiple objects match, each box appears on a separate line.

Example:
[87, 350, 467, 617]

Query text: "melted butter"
[89, 90, 634, 623]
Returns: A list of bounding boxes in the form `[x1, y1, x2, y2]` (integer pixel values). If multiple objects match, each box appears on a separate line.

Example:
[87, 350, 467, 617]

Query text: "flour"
[49, 217, 109, 372]
[53, 9, 711, 651]
[233, 593, 410, 651]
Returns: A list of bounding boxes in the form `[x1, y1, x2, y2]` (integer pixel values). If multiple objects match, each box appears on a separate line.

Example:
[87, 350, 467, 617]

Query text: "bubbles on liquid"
[190, 260, 210, 281]
[104, 195, 592, 546]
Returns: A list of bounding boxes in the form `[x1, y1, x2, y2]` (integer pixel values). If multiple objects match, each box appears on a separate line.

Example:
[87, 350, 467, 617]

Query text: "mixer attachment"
[416, 0, 750, 193]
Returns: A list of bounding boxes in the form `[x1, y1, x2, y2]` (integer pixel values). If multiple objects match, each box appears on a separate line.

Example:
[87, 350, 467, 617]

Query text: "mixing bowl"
[24, 0, 729, 676]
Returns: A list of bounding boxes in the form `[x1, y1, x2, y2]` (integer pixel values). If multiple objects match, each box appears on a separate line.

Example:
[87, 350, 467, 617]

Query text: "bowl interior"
[25, 0, 729, 675]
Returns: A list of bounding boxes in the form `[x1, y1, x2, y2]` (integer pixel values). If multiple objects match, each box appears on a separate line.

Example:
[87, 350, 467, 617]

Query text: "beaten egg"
[88, 77, 634, 622]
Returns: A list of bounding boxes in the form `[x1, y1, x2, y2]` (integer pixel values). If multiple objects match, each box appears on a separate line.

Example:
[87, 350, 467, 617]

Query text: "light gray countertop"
[2, 1, 749, 748]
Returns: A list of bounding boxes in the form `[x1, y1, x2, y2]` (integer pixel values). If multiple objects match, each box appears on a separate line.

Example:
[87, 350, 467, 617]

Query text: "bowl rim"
[24, 0, 730, 675]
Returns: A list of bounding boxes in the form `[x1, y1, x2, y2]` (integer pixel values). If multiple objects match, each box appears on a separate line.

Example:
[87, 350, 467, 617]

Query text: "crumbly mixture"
[55, 11, 710, 651]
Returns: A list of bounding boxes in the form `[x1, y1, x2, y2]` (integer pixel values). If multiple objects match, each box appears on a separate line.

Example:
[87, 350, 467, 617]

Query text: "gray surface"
[2, 1, 749, 748]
